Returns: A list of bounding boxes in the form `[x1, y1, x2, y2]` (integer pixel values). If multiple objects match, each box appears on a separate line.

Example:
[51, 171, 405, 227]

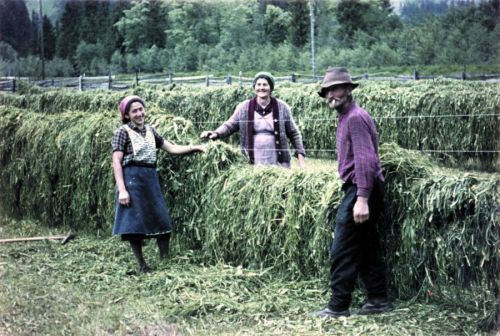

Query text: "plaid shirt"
[336, 101, 384, 198]
[111, 123, 164, 167]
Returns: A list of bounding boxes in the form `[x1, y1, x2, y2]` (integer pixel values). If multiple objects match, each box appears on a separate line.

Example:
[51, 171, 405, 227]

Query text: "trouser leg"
[328, 184, 360, 311]
[328, 181, 388, 310]
[157, 232, 171, 259]
[359, 180, 387, 299]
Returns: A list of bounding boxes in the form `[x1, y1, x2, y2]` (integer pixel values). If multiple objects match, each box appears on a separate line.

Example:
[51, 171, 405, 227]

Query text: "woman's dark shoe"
[309, 307, 350, 318]
[358, 298, 393, 315]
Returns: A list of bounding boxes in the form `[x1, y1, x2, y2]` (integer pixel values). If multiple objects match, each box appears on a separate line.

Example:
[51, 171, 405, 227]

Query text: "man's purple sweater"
[336, 101, 384, 198]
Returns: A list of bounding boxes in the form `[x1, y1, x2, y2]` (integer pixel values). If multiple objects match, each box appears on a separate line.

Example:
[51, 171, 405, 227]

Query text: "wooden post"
[168, 73, 173, 84]
[12, 78, 16, 93]
[309, 0, 316, 78]
[135, 71, 139, 86]
[291, 73, 296, 83]
[226, 73, 232, 85]
[205, 75, 210, 87]
[108, 72, 112, 90]
[39, 0, 45, 80]
[413, 68, 419, 80]
[462, 65, 466, 80]
[78, 75, 83, 91]
[238, 71, 242, 87]
[364, 72, 369, 80]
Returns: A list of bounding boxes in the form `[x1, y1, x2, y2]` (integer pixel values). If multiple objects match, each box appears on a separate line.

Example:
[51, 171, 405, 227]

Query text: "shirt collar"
[255, 101, 273, 116]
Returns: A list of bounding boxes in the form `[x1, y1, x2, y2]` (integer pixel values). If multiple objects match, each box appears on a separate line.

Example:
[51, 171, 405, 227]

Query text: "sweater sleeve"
[214, 101, 245, 138]
[282, 101, 306, 157]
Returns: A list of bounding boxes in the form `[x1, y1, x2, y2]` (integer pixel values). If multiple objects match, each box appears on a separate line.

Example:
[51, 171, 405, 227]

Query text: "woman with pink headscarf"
[112, 95, 205, 274]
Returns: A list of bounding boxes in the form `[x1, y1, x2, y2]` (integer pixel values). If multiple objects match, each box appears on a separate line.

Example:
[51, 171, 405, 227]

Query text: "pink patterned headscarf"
[118, 95, 145, 122]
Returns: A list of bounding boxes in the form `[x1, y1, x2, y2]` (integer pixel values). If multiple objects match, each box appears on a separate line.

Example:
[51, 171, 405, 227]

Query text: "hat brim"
[317, 82, 359, 98]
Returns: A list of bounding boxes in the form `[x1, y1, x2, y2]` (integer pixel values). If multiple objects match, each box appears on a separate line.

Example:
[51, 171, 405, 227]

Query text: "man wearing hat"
[312, 67, 391, 317]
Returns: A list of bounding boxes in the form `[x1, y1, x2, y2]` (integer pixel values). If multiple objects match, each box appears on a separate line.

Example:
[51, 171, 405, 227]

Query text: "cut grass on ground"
[0, 216, 490, 336]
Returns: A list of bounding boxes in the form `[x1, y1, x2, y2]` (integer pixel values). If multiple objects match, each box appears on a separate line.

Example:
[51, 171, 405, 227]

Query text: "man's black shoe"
[358, 298, 393, 315]
[309, 307, 350, 318]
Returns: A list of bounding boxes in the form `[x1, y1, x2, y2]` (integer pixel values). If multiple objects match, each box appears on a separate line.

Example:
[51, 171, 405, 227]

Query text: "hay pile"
[1, 79, 498, 170]
[0, 83, 498, 330]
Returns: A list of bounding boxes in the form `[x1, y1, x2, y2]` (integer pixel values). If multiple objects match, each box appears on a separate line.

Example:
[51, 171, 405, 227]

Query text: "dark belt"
[124, 162, 157, 168]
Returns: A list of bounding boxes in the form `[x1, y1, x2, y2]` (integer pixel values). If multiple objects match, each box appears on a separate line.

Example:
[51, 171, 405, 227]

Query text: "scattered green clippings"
[0, 216, 490, 336]
[0, 81, 498, 334]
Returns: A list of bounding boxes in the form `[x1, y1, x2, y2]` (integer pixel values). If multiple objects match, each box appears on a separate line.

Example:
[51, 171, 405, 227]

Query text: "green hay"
[0, 216, 490, 336]
[278, 80, 500, 170]
[1, 79, 498, 170]
[186, 163, 341, 277]
[0, 91, 498, 330]
[0, 106, 243, 232]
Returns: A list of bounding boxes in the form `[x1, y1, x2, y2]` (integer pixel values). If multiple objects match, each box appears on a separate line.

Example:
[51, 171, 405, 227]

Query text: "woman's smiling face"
[254, 78, 271, 99]
[127, 102, 146, 128]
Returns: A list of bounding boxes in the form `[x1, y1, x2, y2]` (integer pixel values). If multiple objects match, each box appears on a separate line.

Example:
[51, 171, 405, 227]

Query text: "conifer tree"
[288, 0, 309, 48]
[0, 0, 32, 56]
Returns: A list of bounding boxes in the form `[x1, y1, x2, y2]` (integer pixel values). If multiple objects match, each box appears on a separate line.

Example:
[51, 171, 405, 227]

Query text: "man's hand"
[353, 196, 369, 224]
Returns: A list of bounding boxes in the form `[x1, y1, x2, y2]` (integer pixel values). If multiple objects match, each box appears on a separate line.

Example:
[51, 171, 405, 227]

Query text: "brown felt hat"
[318, 67, 359, 98]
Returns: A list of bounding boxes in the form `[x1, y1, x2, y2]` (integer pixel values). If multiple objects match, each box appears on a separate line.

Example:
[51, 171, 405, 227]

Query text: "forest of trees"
[0, 0, 498, 78]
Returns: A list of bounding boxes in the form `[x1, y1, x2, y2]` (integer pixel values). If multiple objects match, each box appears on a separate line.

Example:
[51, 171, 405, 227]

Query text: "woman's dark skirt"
[113, 165, 173, 240]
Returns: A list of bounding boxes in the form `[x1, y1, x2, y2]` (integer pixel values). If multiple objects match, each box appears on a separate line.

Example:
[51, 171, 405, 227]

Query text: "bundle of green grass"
[380, 143, 499, 330]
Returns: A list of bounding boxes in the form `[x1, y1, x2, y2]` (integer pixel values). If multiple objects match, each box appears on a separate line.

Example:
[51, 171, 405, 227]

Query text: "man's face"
[325, 84, 352, 109]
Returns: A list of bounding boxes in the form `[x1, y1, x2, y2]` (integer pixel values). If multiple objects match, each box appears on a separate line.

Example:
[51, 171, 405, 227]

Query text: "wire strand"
[191, 113, 499, 124]
[239, 148, 500, 154]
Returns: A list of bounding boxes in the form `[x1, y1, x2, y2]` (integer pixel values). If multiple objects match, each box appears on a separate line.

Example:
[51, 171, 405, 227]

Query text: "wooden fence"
[1, 71, 499, 93]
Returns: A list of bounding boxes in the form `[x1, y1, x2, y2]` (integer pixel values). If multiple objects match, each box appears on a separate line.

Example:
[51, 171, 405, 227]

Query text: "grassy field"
[0, 215, 493, 336]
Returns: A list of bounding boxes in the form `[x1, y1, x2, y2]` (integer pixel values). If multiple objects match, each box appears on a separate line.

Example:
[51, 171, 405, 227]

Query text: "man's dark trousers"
[327, 180, 387, 311]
